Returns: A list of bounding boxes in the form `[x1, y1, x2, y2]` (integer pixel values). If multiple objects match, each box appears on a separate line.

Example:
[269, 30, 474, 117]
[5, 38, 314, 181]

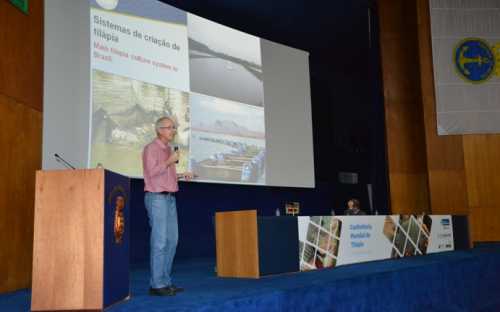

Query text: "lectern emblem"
[108, 186, 127, 244]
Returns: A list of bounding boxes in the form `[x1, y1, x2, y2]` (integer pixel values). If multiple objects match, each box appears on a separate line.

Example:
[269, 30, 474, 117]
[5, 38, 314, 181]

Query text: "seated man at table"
[343, 198, 366, 216]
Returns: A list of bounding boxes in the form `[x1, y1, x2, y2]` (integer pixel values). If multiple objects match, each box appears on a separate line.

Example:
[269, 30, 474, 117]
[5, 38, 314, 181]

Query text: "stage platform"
[2, 244, 500, 311]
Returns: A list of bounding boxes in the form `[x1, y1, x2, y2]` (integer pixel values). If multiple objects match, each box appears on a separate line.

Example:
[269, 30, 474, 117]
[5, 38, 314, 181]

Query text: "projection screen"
[43, 0, 315, 188]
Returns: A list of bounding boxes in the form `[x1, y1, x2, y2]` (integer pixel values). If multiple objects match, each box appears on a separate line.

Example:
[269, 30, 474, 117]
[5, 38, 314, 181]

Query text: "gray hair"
[155, 116, 176, 135]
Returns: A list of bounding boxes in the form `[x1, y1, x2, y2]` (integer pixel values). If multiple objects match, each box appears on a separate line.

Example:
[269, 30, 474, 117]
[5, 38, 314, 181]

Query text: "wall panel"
[0, 1, 44, 293]
[0, 0, 43, 112]
[379, 0, 430, 214]
[0, 94, 42, 292]
[463, 136, 500, 241]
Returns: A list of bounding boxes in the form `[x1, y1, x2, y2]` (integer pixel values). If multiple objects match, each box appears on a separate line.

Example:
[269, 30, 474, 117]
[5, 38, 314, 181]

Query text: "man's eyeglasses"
[159, 126, 177, 130]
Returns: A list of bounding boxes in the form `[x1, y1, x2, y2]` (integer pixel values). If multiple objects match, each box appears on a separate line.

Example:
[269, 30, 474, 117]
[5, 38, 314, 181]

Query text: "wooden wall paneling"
[0, 94, 42, 293]
[0, 0, 44, 294]
[387, 173, 430, 214]
[378, 0, 430, 214]
[0, 0, 43, 112]
[463, 136, 500, 242]
[415, 0, 469, 216]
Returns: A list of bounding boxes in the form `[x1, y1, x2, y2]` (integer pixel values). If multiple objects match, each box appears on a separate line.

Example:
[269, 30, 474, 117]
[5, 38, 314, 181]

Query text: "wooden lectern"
[31, 169, 130, 311]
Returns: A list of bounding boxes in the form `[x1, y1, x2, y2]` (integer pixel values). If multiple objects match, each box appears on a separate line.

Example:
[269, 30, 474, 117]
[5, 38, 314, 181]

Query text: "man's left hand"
[178, 172, 195, 181]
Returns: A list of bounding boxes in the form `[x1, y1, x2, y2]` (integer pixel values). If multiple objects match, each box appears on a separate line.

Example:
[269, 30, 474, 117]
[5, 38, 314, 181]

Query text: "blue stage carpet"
[2, 244, 500, 311]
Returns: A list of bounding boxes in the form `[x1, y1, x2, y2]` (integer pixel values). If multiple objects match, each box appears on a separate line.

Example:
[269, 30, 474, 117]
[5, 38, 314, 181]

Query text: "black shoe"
[167, 285, 184, 293]
[149, 287, 176, 296]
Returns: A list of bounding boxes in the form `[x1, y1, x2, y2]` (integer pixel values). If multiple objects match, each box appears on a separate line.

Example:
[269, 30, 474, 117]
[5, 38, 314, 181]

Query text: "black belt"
[146, 191, 175, 196]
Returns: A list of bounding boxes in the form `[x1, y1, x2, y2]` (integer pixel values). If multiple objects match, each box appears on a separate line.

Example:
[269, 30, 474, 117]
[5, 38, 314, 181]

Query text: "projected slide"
[89, 0, 266, 184]
[188, 14, 264, 107]
[91, 69, 190, 177]
[190, 93, 265, 183]
[90, 0, 190, 91]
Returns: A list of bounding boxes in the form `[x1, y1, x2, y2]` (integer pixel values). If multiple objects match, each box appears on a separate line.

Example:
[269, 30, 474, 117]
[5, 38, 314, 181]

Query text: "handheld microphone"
[173, 146, 179, 164]
[54, 153, 76, 169]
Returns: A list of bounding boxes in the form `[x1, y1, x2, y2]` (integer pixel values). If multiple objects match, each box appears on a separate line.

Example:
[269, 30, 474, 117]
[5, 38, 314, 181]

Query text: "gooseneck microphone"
[54, 153, 76, 169]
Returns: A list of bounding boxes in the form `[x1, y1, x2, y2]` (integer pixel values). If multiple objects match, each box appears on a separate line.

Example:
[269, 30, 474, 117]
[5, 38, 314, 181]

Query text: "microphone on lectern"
[54, 153, 76, 169]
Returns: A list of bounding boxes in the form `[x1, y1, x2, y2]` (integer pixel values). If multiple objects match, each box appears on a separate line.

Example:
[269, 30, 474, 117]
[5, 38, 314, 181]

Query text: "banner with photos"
[298, 215, 454, 271]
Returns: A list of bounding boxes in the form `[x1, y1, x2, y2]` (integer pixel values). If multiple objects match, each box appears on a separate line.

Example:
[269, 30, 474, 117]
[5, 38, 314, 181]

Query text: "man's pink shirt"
[142, 138, 178, 193]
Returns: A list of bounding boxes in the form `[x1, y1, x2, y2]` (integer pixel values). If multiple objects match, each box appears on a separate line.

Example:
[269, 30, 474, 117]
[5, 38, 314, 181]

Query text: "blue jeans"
[144, 192, 178, 289]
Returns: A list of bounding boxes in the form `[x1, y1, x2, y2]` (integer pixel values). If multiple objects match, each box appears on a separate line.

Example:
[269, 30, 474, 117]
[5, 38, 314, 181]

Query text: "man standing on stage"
[143, 116, 193, 296]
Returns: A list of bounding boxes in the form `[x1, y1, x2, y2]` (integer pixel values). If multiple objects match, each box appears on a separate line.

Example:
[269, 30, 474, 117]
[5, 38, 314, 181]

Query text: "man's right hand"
[166, 151, 179, 166]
